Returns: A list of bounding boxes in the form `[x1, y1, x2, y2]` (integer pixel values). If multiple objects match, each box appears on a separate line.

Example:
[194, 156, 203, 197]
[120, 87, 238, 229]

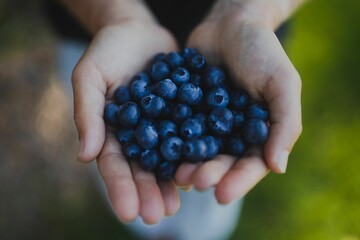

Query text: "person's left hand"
[175, 0, 302, 204]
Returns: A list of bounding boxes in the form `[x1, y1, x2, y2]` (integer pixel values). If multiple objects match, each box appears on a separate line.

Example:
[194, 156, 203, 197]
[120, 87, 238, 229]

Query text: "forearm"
[58, 0, 155, 34]
[208, 0, 308, 30]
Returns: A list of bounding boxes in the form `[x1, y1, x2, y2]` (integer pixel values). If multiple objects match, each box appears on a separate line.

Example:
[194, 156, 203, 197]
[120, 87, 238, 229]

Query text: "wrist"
[60, 0, 156, 34]
[206, 0, 294, 30]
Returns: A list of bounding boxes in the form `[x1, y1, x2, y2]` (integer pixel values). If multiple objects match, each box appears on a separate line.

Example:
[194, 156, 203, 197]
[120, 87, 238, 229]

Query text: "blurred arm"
[209, 0, 308, 30]
[58, 0, 155, 34]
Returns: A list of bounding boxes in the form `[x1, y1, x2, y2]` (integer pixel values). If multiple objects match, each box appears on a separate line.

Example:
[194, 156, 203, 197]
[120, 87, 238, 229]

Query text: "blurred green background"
[0, 0, 359, 239]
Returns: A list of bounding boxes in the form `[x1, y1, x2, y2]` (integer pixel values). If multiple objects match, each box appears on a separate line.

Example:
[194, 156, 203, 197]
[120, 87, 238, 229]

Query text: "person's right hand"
[72, 17, 180, 224]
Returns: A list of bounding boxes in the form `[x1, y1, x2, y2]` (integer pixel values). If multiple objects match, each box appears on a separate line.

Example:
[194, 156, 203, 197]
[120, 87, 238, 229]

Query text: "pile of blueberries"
[104, 48, 269, 181]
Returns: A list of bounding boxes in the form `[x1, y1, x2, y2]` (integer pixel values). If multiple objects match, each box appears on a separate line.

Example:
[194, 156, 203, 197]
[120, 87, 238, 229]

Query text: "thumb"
[72, 59, 107, 163]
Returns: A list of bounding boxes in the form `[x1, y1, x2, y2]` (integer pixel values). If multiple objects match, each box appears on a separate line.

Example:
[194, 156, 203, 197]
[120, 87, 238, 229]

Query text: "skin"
[61, 0, 304, 224]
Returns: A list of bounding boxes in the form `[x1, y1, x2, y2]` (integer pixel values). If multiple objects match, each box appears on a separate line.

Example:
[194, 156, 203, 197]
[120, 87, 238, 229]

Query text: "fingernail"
[276, 151, 289, 173]
[178, 185, 192, 192]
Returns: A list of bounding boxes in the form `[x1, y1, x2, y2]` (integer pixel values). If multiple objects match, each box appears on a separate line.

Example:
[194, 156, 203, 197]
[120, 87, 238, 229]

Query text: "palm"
[72, 21, 180, 224]
[175, 20, 302, 204]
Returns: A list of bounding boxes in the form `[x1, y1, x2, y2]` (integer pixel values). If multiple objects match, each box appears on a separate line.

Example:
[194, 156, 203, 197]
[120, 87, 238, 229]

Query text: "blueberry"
[117, 102, 140, 127]
[158, 120, 178, 140]
[203, 66, 225, 88]
[182, 48, 197, 59]
[104, 103, 119, 126]
[154, 79, 177, 100]
[208, 108, 233, 135]
[193, 113, 207, 133]
[152, 53, 166, 63]
[130, 79, 151, 101]
[189, 74, 202, 86]
[135, 124, 158, 149]
[177, 83, 203, 105]
[246, 103, 269, 121]
[216, 137, 226, 153]
[183, 138, 208, 163]
[171, 103, 192, 123]
[206, 87, 229, 108]
[132, 72, 150, 83]
[160, 137, 184, 162]
[156, 161, 178, 181]
[151, 61, 170, 82]
[232, 110, 245, 129]
[226, 135, 246, 156]
[186, 53, 206, 71]
[161, 101, 174, 118]
[140, 94, 166, 117]
[230, 89, 249, 110]
[140, 149, 161, 171]
[242, 119, 269, 145]
[114, 86, 130, 105]
[171, 67, 190, 85]
[200, 135, 219, 160]
[180, 118, 204, 139]
[116, 129, 135, 145]
[123, 142, 141, 161]
[165, 51, 185, 69]
[137, 118, 156, 128]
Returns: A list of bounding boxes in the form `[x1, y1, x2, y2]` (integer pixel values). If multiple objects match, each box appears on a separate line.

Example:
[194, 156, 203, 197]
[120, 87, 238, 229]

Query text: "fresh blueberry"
[186, 53, 206, 71]
[154, 79, 177, 100]
[135, 124, 158, 149]
[208, 107, 233, 135]
[158, 120, 178, 140]
[117, 102, 140, 127]
[152, 53, 166, 63]
[156, 161, 178, 181]
[161, 101, 174, 118]
[246, 103, 269, 121]
[171, 103, 192, 123]
[116, 129, 135, 145]
[193, 113, 207, 133]
[206, 87, 229, 108]
[114, 86, 130, 105]
[200, 135, 219, 160]
[123, 142, 141, 161]
[171, 67, 190, 85]
[182, 48, 197, 59]
[177, 83, 203, 105]
[130, 79, 151, 101]
[137, 118, 156, 128]
[229, 89, 249, 110]
[226, 135, 246, 156]
[203, 66, 225, 88]
[180, 118, 204, 139]
[232, 110, 245, 129]
[104, 103, 119, 126]
[160, 137, 184, 162]
[140, 94, 166, 117]
[165, 51, 185, 69]
[132, 72, 150, 83]
[189, 74, 202, 86]
[216, 137, 226, 153]
[183, 138, 208, 163]
[151, 61, 170, 82]
[140, 149, 161, 171]
[242, 119, 269, 145]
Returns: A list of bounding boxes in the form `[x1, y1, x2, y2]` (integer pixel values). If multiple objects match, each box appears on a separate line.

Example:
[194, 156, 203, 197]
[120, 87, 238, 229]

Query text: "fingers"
[221, 25, 302, 173]
[263, 63, 302, 173]
[174, 162, 201, 187]
[158, 180, 180, 217]
[190, 155, 237, 191]
[73, 60, 107, 162]
[97, 133, 139, 222]
[130, 161, 165, 225]
[215, 148, 269, 204]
